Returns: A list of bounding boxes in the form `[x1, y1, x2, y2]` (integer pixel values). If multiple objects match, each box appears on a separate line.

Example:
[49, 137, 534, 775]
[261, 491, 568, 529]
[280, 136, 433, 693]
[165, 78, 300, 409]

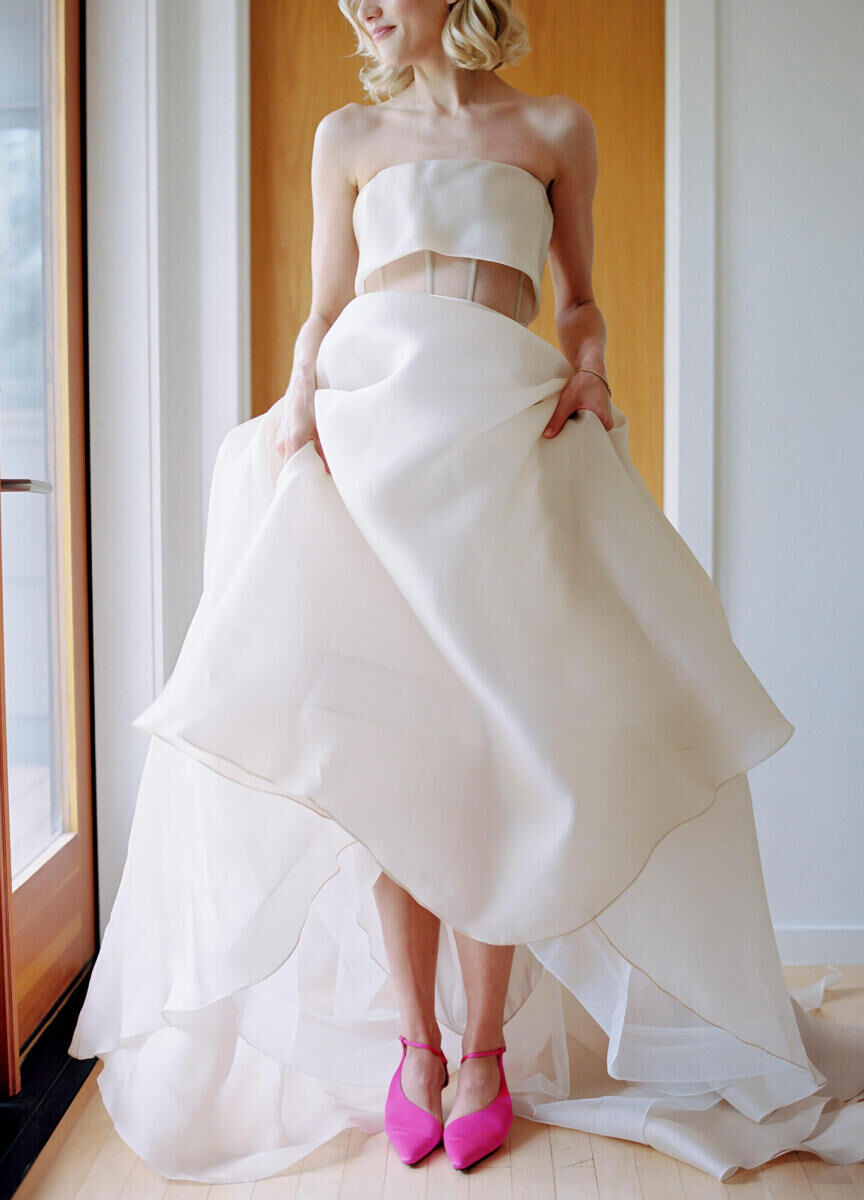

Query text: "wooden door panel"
[0, 0, 94, 1094]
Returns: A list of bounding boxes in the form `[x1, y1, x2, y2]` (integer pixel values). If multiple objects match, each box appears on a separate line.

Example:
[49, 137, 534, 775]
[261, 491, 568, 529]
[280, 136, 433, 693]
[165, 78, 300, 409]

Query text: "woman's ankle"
[461, 1026, 505, 1055]
[401, 1022, 443, 1051]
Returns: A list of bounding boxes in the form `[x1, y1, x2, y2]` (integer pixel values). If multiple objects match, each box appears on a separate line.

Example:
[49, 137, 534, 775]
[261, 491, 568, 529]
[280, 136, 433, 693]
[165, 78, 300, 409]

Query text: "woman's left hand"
[542, 370, 613, 437]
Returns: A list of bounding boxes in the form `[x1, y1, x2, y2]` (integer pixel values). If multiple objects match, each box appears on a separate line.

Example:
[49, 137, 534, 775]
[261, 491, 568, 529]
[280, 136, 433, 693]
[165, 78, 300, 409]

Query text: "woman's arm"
[543, 99, 613, 435]
[276, 105, 362, 469]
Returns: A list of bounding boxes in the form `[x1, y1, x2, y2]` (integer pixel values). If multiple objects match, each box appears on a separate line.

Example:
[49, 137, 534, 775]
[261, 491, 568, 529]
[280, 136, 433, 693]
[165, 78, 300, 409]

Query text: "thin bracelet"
[576, 367, 612, 399]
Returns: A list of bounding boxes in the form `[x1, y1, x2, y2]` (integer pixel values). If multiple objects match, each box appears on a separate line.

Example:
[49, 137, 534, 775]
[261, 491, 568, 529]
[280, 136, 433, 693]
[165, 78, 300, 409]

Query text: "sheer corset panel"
[361, 249, 536, 327]
[352, 158, 552, 326]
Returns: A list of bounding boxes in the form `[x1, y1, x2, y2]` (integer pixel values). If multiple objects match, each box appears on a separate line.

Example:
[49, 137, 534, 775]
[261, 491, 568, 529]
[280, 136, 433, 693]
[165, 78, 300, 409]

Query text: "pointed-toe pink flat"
[443, 1044, 512, 1171]
[384, 1035, 449, 1166]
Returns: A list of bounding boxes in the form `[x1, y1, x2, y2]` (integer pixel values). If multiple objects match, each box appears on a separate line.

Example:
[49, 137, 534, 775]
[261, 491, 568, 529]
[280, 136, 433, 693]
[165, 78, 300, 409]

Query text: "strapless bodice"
[353, 158, 554, 324]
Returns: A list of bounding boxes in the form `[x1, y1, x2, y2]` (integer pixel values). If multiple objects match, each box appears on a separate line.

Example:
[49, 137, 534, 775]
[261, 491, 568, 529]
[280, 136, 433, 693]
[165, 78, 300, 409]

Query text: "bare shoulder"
[314, 100, 370, 140]
[505, 88, 592, 130]
[311, 102, 373, 191]
[496, 88, 595, 185]
[508, 92, 597, 199]
[534, 94, 597, 191]
[541, 92, 595, 126]
[536, 94, 596, 155]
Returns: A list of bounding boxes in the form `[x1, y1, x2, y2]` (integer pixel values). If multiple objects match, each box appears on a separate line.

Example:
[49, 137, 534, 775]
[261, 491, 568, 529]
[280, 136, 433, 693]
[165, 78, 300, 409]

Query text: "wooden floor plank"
[117, 1155, 170, 1200]
[424, 1141, 469, 1197]
[634, 1141, 686, 1199]
[845, 1160, 864, 1199]
[295, 1128, 350, 1199]
[799, 1153, 859, 1200]
[510, 1120, 553, 1198]
[508, 1117, 553, 1181]
[721, 1165, 771, 1197]
[549, 1125, 593, 1171]
[676, 1159, 727, 1200]
[75, 1127, 140, 1200]
[762, 1151, 816, 1199]
[553, 1162, 600, 1200]
[251, 1167, 302, 1198]
[590, 1133, 643, 1200]
[469, 1165, 513, 1200]
[381, 1138, 427, 1200]
[550, 1124, 599, 1200]
[338, 1128, 389, 1199]
[28, 1091, 114, 1200]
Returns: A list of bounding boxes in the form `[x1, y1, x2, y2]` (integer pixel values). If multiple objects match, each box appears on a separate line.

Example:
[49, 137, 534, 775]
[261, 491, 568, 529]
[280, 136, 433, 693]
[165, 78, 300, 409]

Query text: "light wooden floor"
[16, 966, 864, 1200]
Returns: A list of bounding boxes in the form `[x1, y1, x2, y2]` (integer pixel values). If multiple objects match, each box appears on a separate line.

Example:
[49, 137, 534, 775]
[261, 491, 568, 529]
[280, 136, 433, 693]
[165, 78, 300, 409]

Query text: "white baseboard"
[775, 926, 864, 966]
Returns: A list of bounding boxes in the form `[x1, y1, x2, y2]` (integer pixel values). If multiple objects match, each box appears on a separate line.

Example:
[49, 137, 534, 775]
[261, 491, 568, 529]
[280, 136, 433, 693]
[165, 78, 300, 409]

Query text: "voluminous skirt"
[69, 291, 864, 1182]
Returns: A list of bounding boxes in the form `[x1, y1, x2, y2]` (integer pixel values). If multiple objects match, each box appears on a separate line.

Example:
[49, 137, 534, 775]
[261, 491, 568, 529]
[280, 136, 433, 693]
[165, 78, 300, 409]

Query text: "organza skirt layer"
[69, 292, 864, 1182]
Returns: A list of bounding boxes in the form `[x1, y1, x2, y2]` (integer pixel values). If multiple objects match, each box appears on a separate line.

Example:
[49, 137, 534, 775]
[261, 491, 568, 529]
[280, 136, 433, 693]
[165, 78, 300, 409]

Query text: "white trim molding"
[663, 0, 718, 579]
[774, 928, 864, 968]
[85, 0, 250, 926]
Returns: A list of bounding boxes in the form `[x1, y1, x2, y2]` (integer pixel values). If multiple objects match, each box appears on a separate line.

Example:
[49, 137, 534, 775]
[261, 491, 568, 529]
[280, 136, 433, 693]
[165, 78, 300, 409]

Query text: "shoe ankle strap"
[399, 1035, 450, 1085]
[460, 1043, 506, 1063]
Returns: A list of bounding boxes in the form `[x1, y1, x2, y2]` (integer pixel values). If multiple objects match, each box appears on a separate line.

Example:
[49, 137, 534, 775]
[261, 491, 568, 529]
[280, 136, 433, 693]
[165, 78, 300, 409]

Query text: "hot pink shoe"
[384, 1035, 449, 1165]
[443, 1044, 513, 1171]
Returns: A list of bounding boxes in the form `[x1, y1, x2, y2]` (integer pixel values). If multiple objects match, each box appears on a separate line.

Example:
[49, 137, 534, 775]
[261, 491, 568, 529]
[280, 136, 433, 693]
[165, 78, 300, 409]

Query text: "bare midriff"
[361, 249, 536, 326]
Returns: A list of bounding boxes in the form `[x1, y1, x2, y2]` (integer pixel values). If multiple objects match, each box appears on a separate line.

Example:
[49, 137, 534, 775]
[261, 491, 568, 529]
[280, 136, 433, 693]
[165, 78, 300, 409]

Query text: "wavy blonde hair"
[337, 0, 530, 103]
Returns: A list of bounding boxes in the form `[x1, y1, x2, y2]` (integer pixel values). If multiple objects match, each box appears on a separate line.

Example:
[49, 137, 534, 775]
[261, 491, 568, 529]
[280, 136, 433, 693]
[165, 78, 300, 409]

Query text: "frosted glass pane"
[0, 0, 65, 878]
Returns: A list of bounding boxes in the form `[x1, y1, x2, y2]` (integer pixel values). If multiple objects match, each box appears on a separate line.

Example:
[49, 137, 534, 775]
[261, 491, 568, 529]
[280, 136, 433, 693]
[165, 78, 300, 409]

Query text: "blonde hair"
[337, 0, 530, 103]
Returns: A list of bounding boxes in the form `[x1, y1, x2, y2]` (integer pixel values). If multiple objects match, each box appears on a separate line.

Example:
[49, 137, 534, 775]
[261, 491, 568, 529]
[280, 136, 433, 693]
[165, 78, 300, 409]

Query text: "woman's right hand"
[275, 376, 330, 475]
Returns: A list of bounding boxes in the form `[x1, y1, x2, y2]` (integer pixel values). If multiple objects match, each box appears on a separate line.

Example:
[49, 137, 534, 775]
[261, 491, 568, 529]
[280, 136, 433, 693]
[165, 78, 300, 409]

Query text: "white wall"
[711, 0, 864, 962]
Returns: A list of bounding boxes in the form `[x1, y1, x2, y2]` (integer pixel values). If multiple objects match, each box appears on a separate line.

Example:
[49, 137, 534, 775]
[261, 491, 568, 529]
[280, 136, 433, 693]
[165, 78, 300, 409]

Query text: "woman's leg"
[447, 932, 515, 1124]
[373, 871, 446, 1120]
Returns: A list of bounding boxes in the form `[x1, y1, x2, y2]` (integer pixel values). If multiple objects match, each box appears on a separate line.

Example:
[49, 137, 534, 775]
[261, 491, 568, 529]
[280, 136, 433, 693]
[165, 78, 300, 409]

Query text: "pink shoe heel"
[443, 1044, 513, 1171]
[384, 1035, 449, 1166]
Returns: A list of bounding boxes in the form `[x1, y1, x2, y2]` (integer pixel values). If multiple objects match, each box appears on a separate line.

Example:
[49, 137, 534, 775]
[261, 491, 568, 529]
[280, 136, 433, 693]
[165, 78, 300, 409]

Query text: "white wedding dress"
[68, 157, 864, 1183]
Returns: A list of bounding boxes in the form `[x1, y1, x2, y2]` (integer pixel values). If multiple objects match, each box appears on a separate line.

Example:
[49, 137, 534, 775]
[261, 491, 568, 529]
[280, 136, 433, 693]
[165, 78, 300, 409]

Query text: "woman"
[69, 0, 864, 1184]
[279, 0, 615, 1171]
